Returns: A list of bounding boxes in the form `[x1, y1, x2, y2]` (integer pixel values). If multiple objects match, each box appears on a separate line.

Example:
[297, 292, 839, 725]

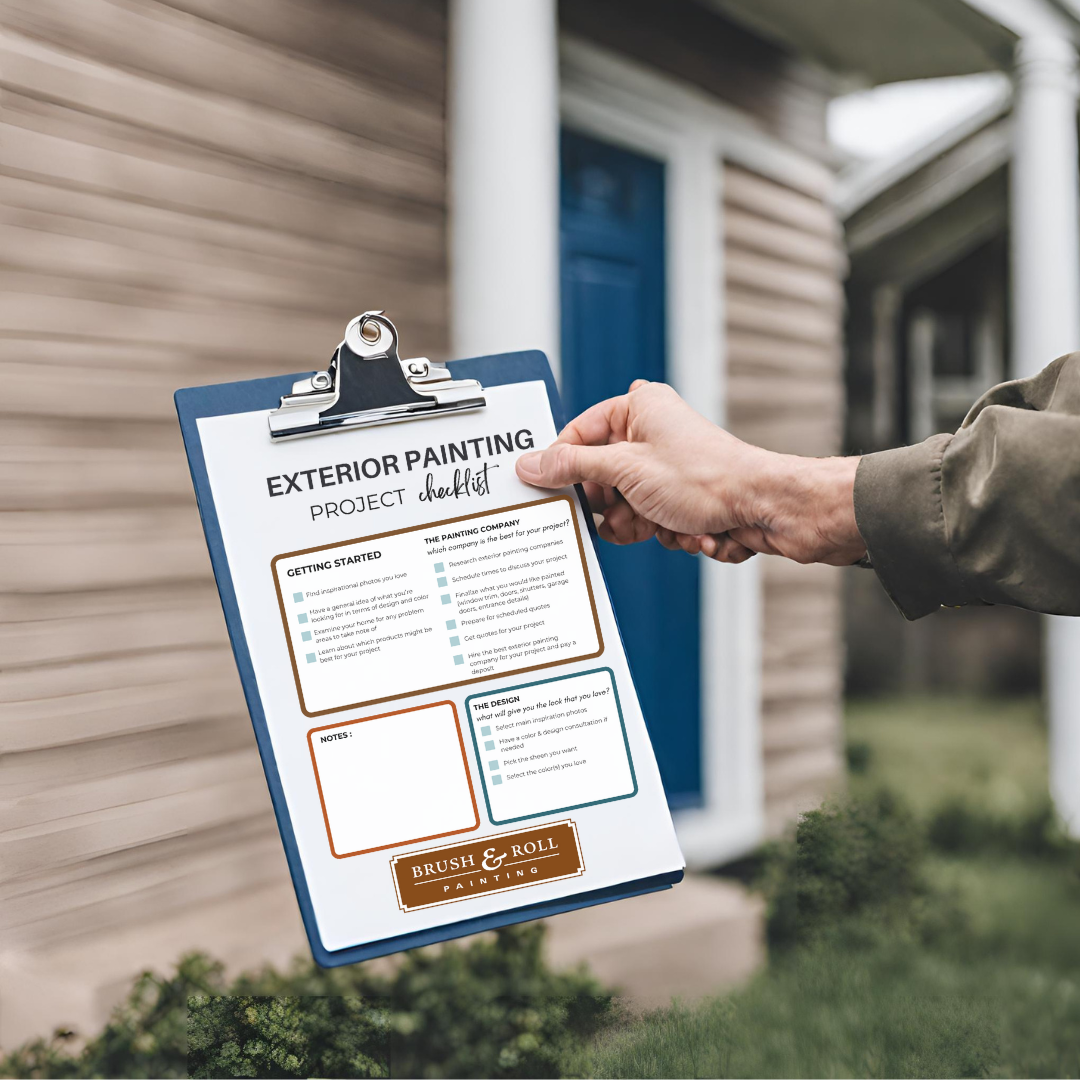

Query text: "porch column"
[448, 0, 560, 371]
[1010, 34, 1080, 834]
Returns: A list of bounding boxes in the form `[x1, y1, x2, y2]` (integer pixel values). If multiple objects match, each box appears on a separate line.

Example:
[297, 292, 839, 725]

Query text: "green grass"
[845, 695, 1048, 820]
[591, 939, 1080, 1078]
[590, 942, 1080, 1079]
[589, 695, 1080, 1079]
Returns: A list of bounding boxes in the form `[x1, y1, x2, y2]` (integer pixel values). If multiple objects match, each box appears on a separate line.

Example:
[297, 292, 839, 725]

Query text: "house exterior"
[6, 0, 1070, 1045]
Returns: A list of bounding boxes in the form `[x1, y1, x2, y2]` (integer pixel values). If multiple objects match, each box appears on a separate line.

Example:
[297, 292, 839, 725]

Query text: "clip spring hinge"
[268, 311, 486, 440]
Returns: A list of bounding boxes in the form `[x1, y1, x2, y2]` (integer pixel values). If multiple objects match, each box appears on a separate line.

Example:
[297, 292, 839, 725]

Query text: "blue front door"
[559, 129, 702, 808]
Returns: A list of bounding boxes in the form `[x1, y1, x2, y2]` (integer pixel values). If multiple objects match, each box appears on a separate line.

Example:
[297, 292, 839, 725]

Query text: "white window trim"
[560, 35, 836, 866]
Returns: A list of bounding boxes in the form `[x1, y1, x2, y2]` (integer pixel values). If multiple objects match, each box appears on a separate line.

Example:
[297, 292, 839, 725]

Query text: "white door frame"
[561, 36, 830, 866]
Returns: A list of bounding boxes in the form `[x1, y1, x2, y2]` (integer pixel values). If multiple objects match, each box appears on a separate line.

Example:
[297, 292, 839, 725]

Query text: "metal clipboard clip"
[268, 310, 486, 440]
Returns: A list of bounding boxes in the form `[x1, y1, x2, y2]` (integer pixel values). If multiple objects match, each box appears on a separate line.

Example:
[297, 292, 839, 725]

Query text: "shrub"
[0, 924, 617, 1079]
[187, 996, 388, 1079]
[760, 790, 930, 950]
[928, 797, 1078, 860]
[844, 739, 872, 775]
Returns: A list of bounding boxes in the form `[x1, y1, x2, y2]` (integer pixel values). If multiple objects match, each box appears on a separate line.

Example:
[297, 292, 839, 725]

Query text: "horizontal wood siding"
[0, 0, 447, 1042]
[722, 162, 847, 835]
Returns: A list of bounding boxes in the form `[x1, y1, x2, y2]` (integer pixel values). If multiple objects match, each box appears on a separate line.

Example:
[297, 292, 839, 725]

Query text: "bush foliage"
[760, 790, 932, 950]
[0, 925, 616, 1079]
[926, 796, 1075, 859]
[187, 995, 388, 1079]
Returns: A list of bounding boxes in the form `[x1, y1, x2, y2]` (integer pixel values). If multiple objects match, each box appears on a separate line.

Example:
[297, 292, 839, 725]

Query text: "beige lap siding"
[0, 0, 448, 1043]
[722, 162, 848, 836]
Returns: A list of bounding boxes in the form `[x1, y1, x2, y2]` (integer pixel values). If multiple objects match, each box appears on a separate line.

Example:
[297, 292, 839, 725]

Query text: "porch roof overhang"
[700, 0, 1062, 85]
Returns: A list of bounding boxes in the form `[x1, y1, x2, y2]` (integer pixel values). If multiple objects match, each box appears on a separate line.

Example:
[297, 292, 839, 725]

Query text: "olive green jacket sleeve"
[853, 352, 1080, 620]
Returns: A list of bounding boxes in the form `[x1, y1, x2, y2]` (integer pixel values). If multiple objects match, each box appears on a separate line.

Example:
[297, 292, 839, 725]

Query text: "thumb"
[516, 441, 626, 489]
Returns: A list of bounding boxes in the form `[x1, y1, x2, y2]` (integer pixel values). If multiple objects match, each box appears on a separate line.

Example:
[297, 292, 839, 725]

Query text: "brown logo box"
[391, 820, 584, 913]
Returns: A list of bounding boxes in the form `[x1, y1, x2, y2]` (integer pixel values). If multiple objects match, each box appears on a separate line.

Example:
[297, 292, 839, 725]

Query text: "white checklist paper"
[196, 380, 684, 953]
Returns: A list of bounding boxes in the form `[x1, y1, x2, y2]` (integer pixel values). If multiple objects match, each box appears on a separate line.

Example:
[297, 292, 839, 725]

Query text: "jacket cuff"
[853, 435, 974, 620]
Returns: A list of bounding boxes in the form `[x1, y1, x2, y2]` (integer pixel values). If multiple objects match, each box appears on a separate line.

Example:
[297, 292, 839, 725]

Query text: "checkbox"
[492, 774, 503, 786]
[441, 594, 451, 605]
[434, 562, 444, 572]
[306, 653, 316, 664]
[480, 725, 491, 736]
[449, 636, 460, 647]
[453, 654, 464, 666]
[301, 631, 312, 642]
[488, 760, 499, 771]
[484, 739, 495, 751]
[437, 576, 448, 588]
[297, 613, 308, 624]
[293, 592, 304, 603]
[446, 620, 457, 630]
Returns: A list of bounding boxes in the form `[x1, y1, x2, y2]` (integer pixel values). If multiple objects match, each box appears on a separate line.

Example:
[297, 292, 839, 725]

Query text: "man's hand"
[515, 380, 866, 567]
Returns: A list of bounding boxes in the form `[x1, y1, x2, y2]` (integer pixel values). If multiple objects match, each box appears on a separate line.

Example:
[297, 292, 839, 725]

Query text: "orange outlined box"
[307, 700, 480, 859]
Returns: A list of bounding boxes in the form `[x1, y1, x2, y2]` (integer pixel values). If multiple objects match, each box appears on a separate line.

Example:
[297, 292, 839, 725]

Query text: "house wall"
[722, 163, 847, 834]
[0, 0, 449, 1045]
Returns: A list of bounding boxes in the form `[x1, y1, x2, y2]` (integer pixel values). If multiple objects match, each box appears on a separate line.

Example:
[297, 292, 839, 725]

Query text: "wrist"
[757, 452, 866, 565]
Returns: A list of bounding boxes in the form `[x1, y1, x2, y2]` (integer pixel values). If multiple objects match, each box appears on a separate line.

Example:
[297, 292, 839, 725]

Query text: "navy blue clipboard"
[175, 349, 683, 968]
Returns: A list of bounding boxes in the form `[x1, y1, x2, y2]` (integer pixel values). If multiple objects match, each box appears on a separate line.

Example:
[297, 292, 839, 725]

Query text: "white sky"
[828, 72, 1009, 160]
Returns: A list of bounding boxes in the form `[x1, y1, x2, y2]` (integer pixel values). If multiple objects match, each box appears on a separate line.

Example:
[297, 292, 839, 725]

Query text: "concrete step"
[543, 873, 764, 1006]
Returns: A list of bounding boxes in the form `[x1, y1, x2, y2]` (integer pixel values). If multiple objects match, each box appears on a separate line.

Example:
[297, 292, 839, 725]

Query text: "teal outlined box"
[465, 667, 637, 826]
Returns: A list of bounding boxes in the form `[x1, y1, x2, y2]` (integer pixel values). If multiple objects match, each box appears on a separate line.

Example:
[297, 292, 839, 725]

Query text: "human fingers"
[656, 527, 682, 551]
[596, 513, 656, 545]
[709, 533, 757, 563]
[601, 499, 656, 545]
[658, 530, 756, 563]
[677, 533, 703, 556]
[580, 481, 612, 513]
[557, 394, 631, 448]
[516, 440, 628, 490]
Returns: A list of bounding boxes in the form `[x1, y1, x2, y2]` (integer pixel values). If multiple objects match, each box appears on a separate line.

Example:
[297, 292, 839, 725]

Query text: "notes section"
[466, 669, 637, 825]
[272, 497, 603, 715]
[307, 701, 479, 858]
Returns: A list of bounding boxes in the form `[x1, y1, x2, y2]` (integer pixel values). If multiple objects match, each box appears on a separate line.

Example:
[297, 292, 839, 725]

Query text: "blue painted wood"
[560, 129, 703, 809]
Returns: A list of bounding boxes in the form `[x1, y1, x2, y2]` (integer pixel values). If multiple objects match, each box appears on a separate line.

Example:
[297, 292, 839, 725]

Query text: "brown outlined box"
[307, 700, 480, 859]
[272, 495, 605, 717]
